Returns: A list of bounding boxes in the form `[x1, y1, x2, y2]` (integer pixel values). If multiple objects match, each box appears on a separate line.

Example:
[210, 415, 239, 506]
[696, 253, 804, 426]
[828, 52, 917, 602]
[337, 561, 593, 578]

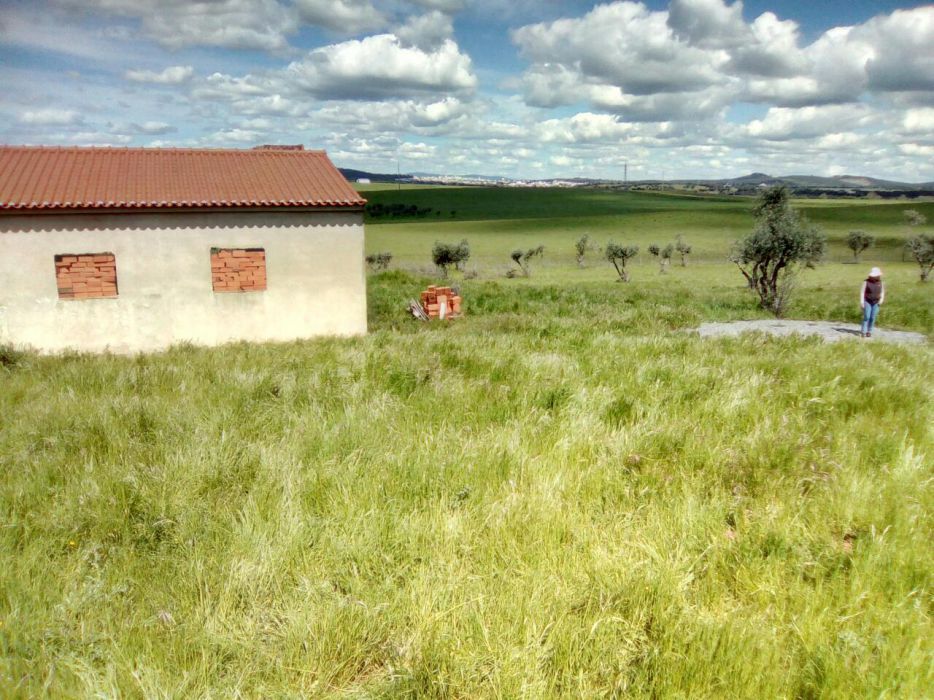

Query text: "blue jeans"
[861, 303, 879, 335]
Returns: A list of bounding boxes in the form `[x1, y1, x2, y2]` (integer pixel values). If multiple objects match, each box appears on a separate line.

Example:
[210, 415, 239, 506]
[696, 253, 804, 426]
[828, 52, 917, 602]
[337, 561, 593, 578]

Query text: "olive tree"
[509, 245, 544, 277]
[432, 239, 470, 278]
[904, 209, 927, 228]
[906, 233, 933, 282]
[902, 210, 928, 262]
[574, 234, 599, 267]
[845, 230, 874, 263]
[675, 235, 692, 266]
[648, 243, 674, 273]
[605, 241, 639, 282]
[730, 186, 826, 317]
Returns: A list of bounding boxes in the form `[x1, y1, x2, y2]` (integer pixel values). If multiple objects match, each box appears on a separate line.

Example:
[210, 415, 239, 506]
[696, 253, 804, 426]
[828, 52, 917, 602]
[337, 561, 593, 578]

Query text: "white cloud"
[63, 131, 133, 145]
[513, 1, 934, 120]
[125, 65, 194, 84]
[55, 0, 297, 51]
[207, 128, 264, 144]
[902, 108, 934, 135]
[286, 33, 476, 100]
[19, 109, 82, 125]
[752, 26, 874, 106]
[305, 97, 473, 139]
[857, 8, 934, 94]
[743, 105, 871, 141]
[399, 141, 436, 159]
[513, 3, 728, 99]
[667, 0, 747, 49]
[190, 72, 302, 118]
[294, 0, 387, 34]
[238, 117, 274, 130]
[196, 72, 272, 99]
[537, 113, 635, 144]
[587, 84, 732, 122]
[131, 121, 176, 135]
[407, 0, 466, 13]
[812, 132, 863, 150]
[898, 143, 934, 157]
[396, 10, 453, 50]
[0, 5, 128, 63]
[728, 12, 807, 78]
[740, 6, 934, 106]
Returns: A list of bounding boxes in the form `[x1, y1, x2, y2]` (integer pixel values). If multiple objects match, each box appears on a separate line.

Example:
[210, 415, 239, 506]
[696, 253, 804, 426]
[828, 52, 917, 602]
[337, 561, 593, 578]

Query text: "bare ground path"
[694, 320, 928, 345]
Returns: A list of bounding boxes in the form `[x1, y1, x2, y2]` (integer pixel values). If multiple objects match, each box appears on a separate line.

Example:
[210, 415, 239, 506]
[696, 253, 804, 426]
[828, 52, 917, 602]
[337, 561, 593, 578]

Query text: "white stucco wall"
[0, 209, 366, 353]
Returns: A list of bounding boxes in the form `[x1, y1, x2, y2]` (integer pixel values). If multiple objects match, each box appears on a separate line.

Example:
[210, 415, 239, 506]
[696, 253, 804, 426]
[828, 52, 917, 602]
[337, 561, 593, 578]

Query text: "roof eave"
[0, 202, 367, 216]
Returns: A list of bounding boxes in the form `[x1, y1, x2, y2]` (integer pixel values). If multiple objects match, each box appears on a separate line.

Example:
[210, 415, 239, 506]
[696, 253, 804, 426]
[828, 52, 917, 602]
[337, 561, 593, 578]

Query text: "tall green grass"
[1, 269, 931, 697]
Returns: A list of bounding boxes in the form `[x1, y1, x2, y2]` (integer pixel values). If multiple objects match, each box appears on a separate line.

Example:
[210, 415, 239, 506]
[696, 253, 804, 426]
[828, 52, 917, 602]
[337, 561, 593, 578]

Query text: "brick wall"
[55, 253, 118, 300]
[211, 248, 267, 292]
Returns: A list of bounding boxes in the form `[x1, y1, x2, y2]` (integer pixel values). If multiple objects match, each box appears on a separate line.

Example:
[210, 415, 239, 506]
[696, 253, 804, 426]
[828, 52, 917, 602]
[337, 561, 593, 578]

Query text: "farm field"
[1, 188, 932, 697]
[361, 185, 934, 272]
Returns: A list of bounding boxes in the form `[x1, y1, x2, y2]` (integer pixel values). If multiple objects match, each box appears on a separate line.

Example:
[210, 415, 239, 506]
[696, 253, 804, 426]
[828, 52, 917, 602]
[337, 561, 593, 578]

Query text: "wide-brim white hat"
[869, 267, 882, 277]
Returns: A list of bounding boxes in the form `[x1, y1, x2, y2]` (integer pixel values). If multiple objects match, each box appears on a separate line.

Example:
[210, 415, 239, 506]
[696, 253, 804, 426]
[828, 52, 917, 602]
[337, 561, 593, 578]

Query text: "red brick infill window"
[211, 248, 267, 293]
[55, 253, 118, 300]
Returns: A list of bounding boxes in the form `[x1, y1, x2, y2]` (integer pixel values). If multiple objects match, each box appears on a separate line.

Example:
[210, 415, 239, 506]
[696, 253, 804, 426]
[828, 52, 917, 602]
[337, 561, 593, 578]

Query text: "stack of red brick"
[211, 248, 267, 292]
[55, 253, 117, 299]
[420, 285, 462, 319]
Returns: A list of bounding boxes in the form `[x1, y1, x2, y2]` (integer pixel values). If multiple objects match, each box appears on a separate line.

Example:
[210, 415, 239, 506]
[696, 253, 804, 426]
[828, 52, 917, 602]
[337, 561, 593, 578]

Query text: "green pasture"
[362, 187, 933, 333]
[1, 187, 931, 697]
[362, 186, 934, 269]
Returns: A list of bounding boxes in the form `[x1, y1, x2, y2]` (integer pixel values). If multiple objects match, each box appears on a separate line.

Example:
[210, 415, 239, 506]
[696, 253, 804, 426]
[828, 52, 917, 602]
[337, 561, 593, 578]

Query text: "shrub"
[365, 251, 393, 271]
[730, 186, 826, 317]
[366, 203, 433, 219]
[605, 241, 639, 282]
[0, 344, 25, 370]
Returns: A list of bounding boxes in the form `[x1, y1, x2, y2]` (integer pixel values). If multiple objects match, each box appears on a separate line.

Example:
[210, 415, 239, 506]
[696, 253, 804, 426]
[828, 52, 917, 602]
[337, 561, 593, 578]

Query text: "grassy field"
[361, 186, 934, 272]
[1, 188, 932, 697]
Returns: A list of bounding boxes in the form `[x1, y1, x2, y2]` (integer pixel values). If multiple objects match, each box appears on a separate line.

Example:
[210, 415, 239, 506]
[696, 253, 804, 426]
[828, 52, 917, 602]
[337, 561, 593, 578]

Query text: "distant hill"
[723, 173, 933, 191]
[340, 167, 934, 195]
[339, 168, 406, 183]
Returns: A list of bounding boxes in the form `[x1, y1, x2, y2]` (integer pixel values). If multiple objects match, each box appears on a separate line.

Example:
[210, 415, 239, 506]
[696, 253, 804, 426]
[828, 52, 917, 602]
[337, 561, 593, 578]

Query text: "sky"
[1, 0, 932, 181]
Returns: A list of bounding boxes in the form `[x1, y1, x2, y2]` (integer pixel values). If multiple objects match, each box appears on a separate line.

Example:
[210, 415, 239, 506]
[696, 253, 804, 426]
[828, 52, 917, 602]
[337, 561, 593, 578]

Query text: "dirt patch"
[694, 320, 927, 345]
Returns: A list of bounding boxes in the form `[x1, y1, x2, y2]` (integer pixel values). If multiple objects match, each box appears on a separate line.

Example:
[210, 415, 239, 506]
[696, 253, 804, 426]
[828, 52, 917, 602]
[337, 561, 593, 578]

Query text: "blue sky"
[1, 1, 932, 181]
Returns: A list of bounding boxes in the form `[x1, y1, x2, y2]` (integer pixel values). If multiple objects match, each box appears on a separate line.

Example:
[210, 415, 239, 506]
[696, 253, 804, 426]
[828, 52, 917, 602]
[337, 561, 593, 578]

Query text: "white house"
[0, 145, 367, 354]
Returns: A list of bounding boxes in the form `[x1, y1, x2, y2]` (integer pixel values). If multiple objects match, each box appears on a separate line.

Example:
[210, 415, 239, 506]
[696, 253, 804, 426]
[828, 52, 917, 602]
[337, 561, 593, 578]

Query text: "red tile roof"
[0, 146, 366, 212]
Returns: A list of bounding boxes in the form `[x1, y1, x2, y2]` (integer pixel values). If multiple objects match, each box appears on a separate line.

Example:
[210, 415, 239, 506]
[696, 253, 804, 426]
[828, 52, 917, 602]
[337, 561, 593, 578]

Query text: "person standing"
[860, 267, 884, 338]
